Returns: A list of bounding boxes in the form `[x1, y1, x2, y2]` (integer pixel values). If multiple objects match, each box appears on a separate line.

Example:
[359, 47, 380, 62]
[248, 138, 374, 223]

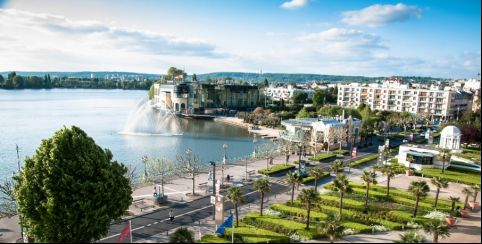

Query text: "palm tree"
[298, 188, 321, 229]
[408, 180, 430, 217]
[471, 184, 480, 202]
[169, 228, 194, 243]
[394, 230, 427, 243]
[310, 167, 326, 191]
[431, 177, 449, 209]
[318, 213, 344, 243]
[379, 163, 397, 196]
[462, 187, 474, 210]
[449, 196, 460, 212]
[286, 171, 298, 206]
[226, 186, 244, 227]
[332, 174, 352, 217]
[437, 149, 451, 174]
[330, 159, 344, 175]
[382, 148, 391, 163]
[360, 170, 377, 210]
[254, 177, 271, 216]
[423, 219, 450, 243]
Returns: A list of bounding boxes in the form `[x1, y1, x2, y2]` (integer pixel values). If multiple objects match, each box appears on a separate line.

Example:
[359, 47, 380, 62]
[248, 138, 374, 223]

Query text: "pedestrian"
[227, 174, 230, 182]
[169, 209, 174, 222]
[269, 156, 273, 165]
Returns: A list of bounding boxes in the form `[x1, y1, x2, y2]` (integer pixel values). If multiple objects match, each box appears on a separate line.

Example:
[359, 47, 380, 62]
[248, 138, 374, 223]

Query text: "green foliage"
[270, 204, 327, 220]
[394, 230, 427, 243]
[257, 164, 295, 175]
[302, 172, 330, 184]
[308, 153, 336, 161]
[349, 154, 378, 167]
[243, 212, 319, 239]
[423, 219, 450, 243]
[13, 126, 132, 243]
[418, 168, 481, 185]
[296, 107, 311, 119]
[342, 222, 372, 233]
[148, 83, 155, 100]
[199, 235, 229, 243]
[318, 213, 344, 242]
[169, 227, 194, 243]
[225, 226, 289, 243]
[292, 92, 308, 105]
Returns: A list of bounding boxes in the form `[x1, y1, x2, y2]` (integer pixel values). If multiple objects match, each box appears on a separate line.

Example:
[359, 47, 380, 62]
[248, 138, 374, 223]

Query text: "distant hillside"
[0, 71, 445, 83]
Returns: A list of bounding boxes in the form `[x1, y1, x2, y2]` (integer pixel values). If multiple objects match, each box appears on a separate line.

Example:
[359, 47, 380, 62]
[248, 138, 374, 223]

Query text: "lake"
[0, 89, 263, 180]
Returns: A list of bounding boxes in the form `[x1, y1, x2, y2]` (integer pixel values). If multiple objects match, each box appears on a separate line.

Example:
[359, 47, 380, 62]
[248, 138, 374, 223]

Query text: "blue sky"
[0, 0, 480, 78]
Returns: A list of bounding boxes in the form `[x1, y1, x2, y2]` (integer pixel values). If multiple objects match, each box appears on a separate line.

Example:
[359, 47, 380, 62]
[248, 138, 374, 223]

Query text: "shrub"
[243, 212, 318, 239]
[264, 208, 284, 218]
[342, 222, 372, 233]
[308, 153, 336, 161]
[417, 168, 481, 185]
[373, 225, 390, 232]
[423, 210, 449, 221]
[258, 164, 295, 175]
[224, 226, 289, 243]
[302, 172, 330, 184]
[349, 154, 378, 167]
[199, 235, 229, 243]
[270, 204, 327, 221]
[342, 228, 356, 236]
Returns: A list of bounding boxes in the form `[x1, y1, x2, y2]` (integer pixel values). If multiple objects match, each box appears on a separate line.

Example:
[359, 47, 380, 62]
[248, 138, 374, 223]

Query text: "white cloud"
[297, 28, 385, 57]
[342, 3, 422, 27]
[280, 0, 309, 10]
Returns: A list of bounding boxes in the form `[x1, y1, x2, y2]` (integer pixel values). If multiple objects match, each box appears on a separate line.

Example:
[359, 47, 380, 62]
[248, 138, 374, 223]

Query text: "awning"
[408, 150, 435, 157]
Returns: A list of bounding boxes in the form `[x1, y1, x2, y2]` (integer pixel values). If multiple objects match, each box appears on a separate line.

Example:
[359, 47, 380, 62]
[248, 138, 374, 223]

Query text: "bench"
[133, 199, 145, 207]
[140, 205, 155, 212]
[198, 182, 208, 188]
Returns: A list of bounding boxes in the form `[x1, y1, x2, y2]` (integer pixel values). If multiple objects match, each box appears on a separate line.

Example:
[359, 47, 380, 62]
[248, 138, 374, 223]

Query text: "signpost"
[351, 147, 357, 158]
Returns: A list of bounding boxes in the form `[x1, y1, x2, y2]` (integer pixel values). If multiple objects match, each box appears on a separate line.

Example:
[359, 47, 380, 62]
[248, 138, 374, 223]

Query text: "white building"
[439, 125, 462, 150]
[280, 116, 362, 151]
[398, 144, 449, 171]
[264, 84, 314, 102]
[337, 79, 473, 120]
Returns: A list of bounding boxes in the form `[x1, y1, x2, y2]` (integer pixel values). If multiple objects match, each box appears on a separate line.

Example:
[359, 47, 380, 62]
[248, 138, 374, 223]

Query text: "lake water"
[0, 89, 262, 180]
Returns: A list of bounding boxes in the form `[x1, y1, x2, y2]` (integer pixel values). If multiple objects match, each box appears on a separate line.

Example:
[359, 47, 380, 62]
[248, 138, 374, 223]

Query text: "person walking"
[169, 209, 174, 222]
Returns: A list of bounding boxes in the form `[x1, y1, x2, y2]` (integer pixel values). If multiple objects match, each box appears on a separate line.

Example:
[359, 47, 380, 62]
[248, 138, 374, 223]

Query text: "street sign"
[352, 147, 357, 158]
[211, 196, 216, 204]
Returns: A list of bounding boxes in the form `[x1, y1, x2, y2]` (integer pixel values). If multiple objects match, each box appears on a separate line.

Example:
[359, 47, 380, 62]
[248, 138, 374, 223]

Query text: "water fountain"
[119, 98, 183, 136]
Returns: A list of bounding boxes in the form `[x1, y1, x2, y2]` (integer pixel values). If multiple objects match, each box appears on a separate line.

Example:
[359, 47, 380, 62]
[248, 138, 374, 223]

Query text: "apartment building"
[337, 79, 473, 120]
[264, 84, 314, 102]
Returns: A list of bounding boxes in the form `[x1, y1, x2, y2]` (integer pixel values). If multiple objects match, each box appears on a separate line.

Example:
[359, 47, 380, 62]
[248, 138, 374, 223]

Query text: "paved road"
[99, 182, 289, 243]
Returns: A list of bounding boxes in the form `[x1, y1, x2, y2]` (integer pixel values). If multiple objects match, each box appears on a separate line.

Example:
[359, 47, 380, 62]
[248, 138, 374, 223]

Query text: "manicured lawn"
[199, 235, 230, 243]
[419, 167, 481, 185]
[308, 153, 336, 161]
[257, 164, 295, 175]
[243, 212, 318, 239]
[301, 172, 330, 184]
[225, 226, 289, 243]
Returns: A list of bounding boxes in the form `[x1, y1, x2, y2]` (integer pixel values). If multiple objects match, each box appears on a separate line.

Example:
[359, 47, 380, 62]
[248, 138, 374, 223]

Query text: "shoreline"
[213, 116, 282, 139]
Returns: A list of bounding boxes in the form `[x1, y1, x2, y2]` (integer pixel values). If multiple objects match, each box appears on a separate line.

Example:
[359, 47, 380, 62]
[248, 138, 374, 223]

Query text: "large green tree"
[13, 126, 132, 243]
[408, 180, 430, 217]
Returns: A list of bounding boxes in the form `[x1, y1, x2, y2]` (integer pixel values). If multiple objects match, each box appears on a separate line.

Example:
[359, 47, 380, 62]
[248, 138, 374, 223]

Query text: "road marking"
[154, 222, 158, 225]
[147, 224, 151, 227]
[100, 185, 283, 242]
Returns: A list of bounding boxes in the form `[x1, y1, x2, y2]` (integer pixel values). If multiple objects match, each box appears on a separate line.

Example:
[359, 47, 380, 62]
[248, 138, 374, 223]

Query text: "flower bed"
[257, 164, 295, 175]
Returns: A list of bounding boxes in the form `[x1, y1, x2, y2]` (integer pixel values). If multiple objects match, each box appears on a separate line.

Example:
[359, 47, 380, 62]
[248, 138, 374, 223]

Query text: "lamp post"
[252, 134, 257, 158]
[245, 157, 248, 182]
[142, 156, 148, 182]
[209, 161, 216, 221]
[222, 144, 228, 187]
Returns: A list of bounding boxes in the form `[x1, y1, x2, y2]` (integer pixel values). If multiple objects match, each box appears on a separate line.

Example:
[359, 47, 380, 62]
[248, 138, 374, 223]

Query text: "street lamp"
[222, 144, 228, 187]
[209, 161, 216, 221]
[252, 134, 257, 158]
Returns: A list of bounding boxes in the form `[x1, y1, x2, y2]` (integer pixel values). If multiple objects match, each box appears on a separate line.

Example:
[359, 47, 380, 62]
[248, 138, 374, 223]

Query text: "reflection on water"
[0, 89, 263, 180]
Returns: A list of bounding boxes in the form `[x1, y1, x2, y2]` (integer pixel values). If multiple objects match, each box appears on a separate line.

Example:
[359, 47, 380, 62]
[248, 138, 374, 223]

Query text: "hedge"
[199, 235, 230, 243]
[224, 226, 289, 243]
[242, 212, 319, 239]
[342, 222, 372, 233]
[418, 168, 481, 185]
[258, 164, 295, 175]
[302, 172, 330, 184]
[270, 204, 327, 221]
[349, 154, 378, 167]
[308, 153, 336, 161]
[333, 149, 349, 155]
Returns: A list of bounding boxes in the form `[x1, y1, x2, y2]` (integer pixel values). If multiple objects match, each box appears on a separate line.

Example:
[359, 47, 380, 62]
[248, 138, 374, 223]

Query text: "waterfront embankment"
[213, 116, 282, 138]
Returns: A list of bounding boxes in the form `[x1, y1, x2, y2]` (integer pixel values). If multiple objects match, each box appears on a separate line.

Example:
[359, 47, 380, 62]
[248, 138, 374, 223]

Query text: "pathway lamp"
[252, 134, 257, 158]
[222, 144, 228, 187]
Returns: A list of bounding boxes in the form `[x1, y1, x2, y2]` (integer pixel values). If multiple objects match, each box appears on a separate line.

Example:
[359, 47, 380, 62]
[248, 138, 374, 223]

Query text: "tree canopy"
[13, 126, 132, 243]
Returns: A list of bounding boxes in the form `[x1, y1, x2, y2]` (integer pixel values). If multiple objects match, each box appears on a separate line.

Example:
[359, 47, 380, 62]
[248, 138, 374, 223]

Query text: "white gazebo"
[439, 125, 462, 150]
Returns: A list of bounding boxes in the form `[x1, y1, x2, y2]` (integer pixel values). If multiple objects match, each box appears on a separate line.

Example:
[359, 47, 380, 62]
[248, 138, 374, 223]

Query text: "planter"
[446, 217, 456, 227]
[469, 201, 479, 210]
[405, 169, 414, 176]
[460, 209, 470, 218]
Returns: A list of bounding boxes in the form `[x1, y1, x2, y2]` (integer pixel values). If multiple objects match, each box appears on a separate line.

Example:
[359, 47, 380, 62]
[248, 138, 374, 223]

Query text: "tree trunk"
[235, 203, 239, 227]
[413, 195, 420, 217]
[314, 179, 318, 191]
[433, 233, 438, 243]
[339, 192, 344, 217]
[474, 191, 479, 202]
[306, 203, 311, 229]
[451, 201, 456, 212]
[260, 192, 264, 216]
[464, 195, 469, 210]
[386, 177, 391, 196]
[442, 161, 445, 174]
[291, 185, 295, 205]
[434, 188, 440, 208]
[365, 184, 370, 209]
[161, 175, 165, 195]
[192, 175, 195, 196]
[330, 236, 334, 243]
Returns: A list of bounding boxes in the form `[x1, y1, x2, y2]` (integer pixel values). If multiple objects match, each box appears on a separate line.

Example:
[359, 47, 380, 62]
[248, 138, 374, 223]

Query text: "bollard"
[166, 231, 169, 236]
